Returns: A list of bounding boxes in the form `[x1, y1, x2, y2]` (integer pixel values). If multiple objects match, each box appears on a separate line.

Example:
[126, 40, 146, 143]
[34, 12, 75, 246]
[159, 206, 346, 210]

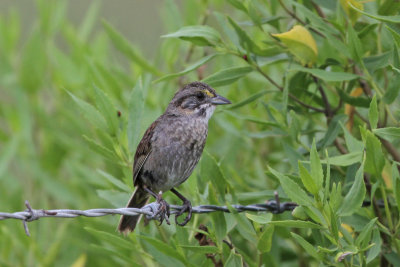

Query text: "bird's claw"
[175, 200, 192, 226]
[153, 193, 170, 225]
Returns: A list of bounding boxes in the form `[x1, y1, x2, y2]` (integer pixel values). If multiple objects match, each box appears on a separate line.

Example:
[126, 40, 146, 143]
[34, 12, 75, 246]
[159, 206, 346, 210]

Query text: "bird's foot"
[175, 199, 192, 226]
[154, 192, 170, 225]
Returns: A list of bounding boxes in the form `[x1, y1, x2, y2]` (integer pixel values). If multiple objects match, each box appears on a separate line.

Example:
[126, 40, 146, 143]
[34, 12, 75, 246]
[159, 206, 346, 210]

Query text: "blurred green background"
[1, 0, 400, 266]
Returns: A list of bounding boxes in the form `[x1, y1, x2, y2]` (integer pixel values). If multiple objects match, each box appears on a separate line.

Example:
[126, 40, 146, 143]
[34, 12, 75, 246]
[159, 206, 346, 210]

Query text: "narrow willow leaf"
[338, 163, 366, 216]
[373, 127, 400, 143]
[355, 218, 377, 246]
[67, 91, 107, 131]
[298, 161, 318, 195]
[391, 163, 400, 213]
[257, 225, 274, 253]
[310, 140, 323, 191]
[368, 95, 378, 130]
[292, 67, 359, 82]
[97, 170, 131, 192]
[291, 232, 322, 260]
[93, 85, 118, 136]
[83, 135, 116, 160]
[225, 251, 242, 267]
[349, 2, 400, 23]
[179, 246, 219, 254]
[128, 81, 144, 153]
[268, 220, 322, 229]
[138, 235, 187, 264]
[341, 123, 364, 153]
[200, 151, 228, 200]
[366, 229, 382, 263]
[161, 25, 222, 47]
[102, 20, 161, 75]
[364, 131, 385, 177]
[246, 213, 272, 224]
[320, 152, 363, 166]
[226, 90, 268, 110]
[85, 227, 132, 249]
[154, 53, 220, 83]
[202, 66, 253, 87]
[268, 167, 314, 206]
[227, 17, 270, 56]
[347, 25, 363, 64]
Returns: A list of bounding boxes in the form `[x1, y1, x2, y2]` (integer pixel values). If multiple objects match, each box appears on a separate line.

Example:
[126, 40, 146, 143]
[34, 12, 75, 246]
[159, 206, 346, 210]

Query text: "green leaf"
[268, 167, 314, 206]
[227, 17, 270, 56]
[225, 251, 242, 267]
[227, 0, 247, 13]
[298, 161, 318, 195]
[200, 151, 228, 200]
[161, 25, 222, 47]
[291, 232, 322, 260]
[338, 163, 366, 216]
[373, 127, 400, 143]
[102, 20, 161, 75]
[83, 135, 116, 160]
[341, 123, 364, 152]
[349, 2, 400, 23]
[226, 90, 268, 110]
[85, 227, 132, 250]
[67, 91, 108, 131]
[93, 85, 118, 136]
[391, 163, 400, 213]
[355, 218, 377, 247]
[257, 225, 274, 253]
[320, 152, 363, 166]
[138, 235, 187, 264]
[364, 131, 385, 177]
[347, 25, 363, 64]
[246, 213, 272, 224]
[310, 140, 323, 192]
[366, 229, 382, 263]
[386, 25, 400, 48]
[179, 245, 219, 254]
[292, 67, 359, 82]
[368, 95, 378, 129]
[128, 81, 144, 153]
[268, 220, 322, 229]
[202, 66, 253, 87]
[319, 114, 348, 148]
[97, 170, 131, 192]
[154, 53, 220, 83]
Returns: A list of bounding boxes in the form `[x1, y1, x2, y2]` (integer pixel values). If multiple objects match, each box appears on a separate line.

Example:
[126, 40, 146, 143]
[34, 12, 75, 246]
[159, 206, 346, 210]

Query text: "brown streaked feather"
[133, 119, 159, 186]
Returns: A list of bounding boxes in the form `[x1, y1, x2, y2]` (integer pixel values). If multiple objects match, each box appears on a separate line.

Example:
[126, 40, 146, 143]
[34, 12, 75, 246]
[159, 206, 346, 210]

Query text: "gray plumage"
[118, 82, 230, 234]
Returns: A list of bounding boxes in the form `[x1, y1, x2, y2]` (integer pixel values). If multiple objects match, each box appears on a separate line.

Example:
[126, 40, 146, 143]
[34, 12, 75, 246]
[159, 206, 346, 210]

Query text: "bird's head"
[167, 82, 231, 119]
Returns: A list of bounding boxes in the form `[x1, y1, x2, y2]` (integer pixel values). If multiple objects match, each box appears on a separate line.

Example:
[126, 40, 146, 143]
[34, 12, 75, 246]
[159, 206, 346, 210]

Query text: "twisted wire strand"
[0, 197, 382, 237]
[0, 199, 297, 236]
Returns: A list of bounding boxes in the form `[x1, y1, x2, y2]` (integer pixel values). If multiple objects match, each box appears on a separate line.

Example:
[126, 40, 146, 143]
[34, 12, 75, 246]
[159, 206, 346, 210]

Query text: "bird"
[118, 81, 231, 234]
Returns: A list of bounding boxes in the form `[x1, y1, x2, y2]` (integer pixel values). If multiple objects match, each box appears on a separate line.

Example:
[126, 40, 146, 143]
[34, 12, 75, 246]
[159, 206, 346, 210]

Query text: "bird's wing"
[133, 119, 159, 185]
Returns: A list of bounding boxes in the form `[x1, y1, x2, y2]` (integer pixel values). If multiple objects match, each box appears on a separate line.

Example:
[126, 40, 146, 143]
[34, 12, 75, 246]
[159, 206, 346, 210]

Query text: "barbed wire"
[0, 192, 297, 236]
[0, 192, 384, 237]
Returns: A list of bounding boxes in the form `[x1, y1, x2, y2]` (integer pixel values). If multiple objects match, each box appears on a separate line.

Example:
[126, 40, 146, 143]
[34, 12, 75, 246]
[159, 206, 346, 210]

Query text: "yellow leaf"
[340, 0, 363, 24]
[345, 87, 364, 131]
[272, 25, 318, 65]
[340, 223, 354, 238]
[382, 162, 392, 190]
[70, 254, 87, 267]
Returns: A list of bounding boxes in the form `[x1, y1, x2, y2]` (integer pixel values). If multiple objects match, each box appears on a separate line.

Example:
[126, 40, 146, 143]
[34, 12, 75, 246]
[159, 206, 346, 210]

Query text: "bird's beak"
[210, 94, 231, 105]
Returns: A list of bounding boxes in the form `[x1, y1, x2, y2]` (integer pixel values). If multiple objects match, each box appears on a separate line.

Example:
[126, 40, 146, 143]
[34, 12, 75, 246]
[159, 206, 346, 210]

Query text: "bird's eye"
[196, 92, 205, 101]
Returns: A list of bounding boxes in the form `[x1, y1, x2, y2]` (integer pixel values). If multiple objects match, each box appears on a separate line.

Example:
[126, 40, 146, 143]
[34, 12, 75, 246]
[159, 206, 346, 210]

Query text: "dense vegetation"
[1, 0, 400, 266]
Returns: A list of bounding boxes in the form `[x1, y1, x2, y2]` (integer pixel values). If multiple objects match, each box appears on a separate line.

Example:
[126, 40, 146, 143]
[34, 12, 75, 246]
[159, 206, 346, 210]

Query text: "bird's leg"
[144, 187, 170, 225]
[171, 188, 192, 226]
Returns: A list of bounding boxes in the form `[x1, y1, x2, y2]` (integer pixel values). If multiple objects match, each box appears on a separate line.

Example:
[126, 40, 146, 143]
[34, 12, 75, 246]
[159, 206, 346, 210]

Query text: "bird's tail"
[118, 187, 149, 234]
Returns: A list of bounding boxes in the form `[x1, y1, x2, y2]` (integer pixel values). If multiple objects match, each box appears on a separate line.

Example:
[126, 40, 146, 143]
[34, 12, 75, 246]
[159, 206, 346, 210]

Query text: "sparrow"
[118, 81, 231, 234]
